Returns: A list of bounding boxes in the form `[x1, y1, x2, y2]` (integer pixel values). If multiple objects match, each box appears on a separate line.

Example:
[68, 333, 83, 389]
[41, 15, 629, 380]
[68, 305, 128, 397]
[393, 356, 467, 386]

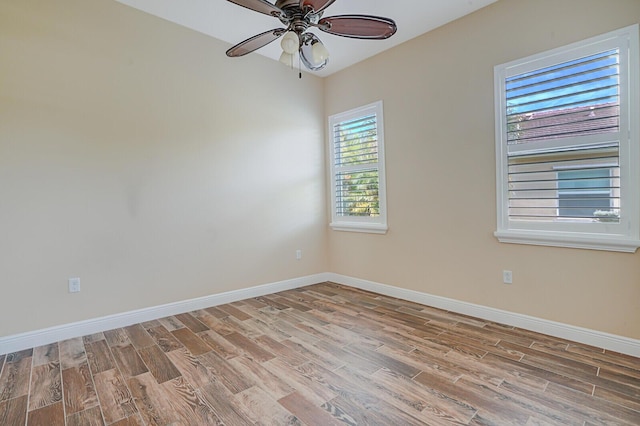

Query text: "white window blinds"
[333, 114, 380, 217]
[506, 50, 620, 143]
[506, 49, 621, 223]
[505, 49, 621, 223]
[329, 101, 387, 233]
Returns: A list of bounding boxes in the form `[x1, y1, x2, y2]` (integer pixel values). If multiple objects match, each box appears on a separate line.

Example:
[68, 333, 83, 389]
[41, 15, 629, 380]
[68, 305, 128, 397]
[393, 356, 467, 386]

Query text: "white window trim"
[494, 25, 640, 253]
[328, 101, 388, 234]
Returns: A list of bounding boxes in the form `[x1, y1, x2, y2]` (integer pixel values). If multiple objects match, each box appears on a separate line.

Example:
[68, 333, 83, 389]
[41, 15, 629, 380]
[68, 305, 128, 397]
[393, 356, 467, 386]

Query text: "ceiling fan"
[225, 0, 397, 72]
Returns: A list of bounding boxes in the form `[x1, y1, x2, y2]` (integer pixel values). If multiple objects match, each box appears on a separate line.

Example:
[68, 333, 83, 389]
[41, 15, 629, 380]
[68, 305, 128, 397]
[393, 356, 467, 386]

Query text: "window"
[557, 168, 615, 219]
[329, 101, 388, 233]
[494, 25, 639, 252]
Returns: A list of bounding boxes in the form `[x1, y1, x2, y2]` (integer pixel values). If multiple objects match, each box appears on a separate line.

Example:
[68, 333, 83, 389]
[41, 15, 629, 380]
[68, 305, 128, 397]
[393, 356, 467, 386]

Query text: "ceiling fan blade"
[300, 0, 336, 15]
[226, 0, 283, 17]
[226, 29, 286, 57]
[319, 15, 397, 39]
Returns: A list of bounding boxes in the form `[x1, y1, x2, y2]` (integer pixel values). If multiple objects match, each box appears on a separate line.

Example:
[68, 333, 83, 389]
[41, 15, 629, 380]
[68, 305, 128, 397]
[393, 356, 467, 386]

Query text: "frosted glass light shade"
[299, 33, 328, 71]
[280, 31, 299, 54]
[311, 41, 329, 63]
[279, 52, 294, 67]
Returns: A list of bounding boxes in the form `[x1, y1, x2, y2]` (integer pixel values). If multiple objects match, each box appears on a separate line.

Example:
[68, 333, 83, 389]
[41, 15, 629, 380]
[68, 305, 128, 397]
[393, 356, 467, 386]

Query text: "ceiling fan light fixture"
[299, 33, 328, 71]
[279, 51, 295, 67]
[280, 31, 300, 54]
[311, 40, 329, 63]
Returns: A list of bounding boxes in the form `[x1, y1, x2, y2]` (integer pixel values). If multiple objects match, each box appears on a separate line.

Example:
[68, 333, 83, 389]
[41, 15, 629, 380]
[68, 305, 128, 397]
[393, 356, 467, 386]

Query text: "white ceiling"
[115, 0, 497, 77]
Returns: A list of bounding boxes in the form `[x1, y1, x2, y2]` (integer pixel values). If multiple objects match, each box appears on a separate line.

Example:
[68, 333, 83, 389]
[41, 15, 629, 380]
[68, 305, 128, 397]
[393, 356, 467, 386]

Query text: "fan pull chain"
[299, 52, 302, 79]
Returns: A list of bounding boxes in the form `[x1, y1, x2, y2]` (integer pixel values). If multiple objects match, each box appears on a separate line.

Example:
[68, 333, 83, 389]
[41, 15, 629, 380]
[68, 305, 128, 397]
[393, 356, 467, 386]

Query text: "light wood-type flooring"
[1, 282, 639, 425]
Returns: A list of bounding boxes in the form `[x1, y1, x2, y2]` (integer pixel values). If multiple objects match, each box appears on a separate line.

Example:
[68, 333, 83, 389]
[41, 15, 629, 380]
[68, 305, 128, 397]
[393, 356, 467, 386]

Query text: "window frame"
[328, 101, 388, 234]
[494, 25, 640, 252]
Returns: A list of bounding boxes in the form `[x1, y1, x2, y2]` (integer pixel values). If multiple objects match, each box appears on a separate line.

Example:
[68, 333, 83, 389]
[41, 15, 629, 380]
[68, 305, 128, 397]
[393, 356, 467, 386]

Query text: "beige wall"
[0, 0, 327, 336]
[325, 0, 640, 340]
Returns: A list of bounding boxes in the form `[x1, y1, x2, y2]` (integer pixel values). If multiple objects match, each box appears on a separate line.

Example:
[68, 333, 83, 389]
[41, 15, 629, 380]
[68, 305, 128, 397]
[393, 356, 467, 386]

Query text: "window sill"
[330, 222, 388, 234]
[494, 230, 640, 253]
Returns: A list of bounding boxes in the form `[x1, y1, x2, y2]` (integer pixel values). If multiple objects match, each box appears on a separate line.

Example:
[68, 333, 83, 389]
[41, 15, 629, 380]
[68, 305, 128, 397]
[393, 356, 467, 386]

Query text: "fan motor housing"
[275, 0, 301, 10]
[275, 0, 317, 32]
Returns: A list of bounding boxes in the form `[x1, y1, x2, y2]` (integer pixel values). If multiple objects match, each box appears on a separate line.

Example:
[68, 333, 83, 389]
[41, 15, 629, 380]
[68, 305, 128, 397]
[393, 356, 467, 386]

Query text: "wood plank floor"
[1, 282, 639, 425]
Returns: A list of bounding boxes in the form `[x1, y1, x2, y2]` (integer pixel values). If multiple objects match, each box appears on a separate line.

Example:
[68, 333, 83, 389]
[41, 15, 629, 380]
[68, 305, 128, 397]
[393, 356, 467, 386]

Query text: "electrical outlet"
[68, 277, 81, 293]
[503, 270, 513, 284]
[296, 249, 302, 260]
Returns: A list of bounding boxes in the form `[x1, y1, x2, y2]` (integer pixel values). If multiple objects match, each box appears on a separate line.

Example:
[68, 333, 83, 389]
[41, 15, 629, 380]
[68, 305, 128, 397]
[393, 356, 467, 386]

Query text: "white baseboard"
[0, 273, 330, 355]
[326, 273, 640, 358]
[2, 272, 639, 358]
